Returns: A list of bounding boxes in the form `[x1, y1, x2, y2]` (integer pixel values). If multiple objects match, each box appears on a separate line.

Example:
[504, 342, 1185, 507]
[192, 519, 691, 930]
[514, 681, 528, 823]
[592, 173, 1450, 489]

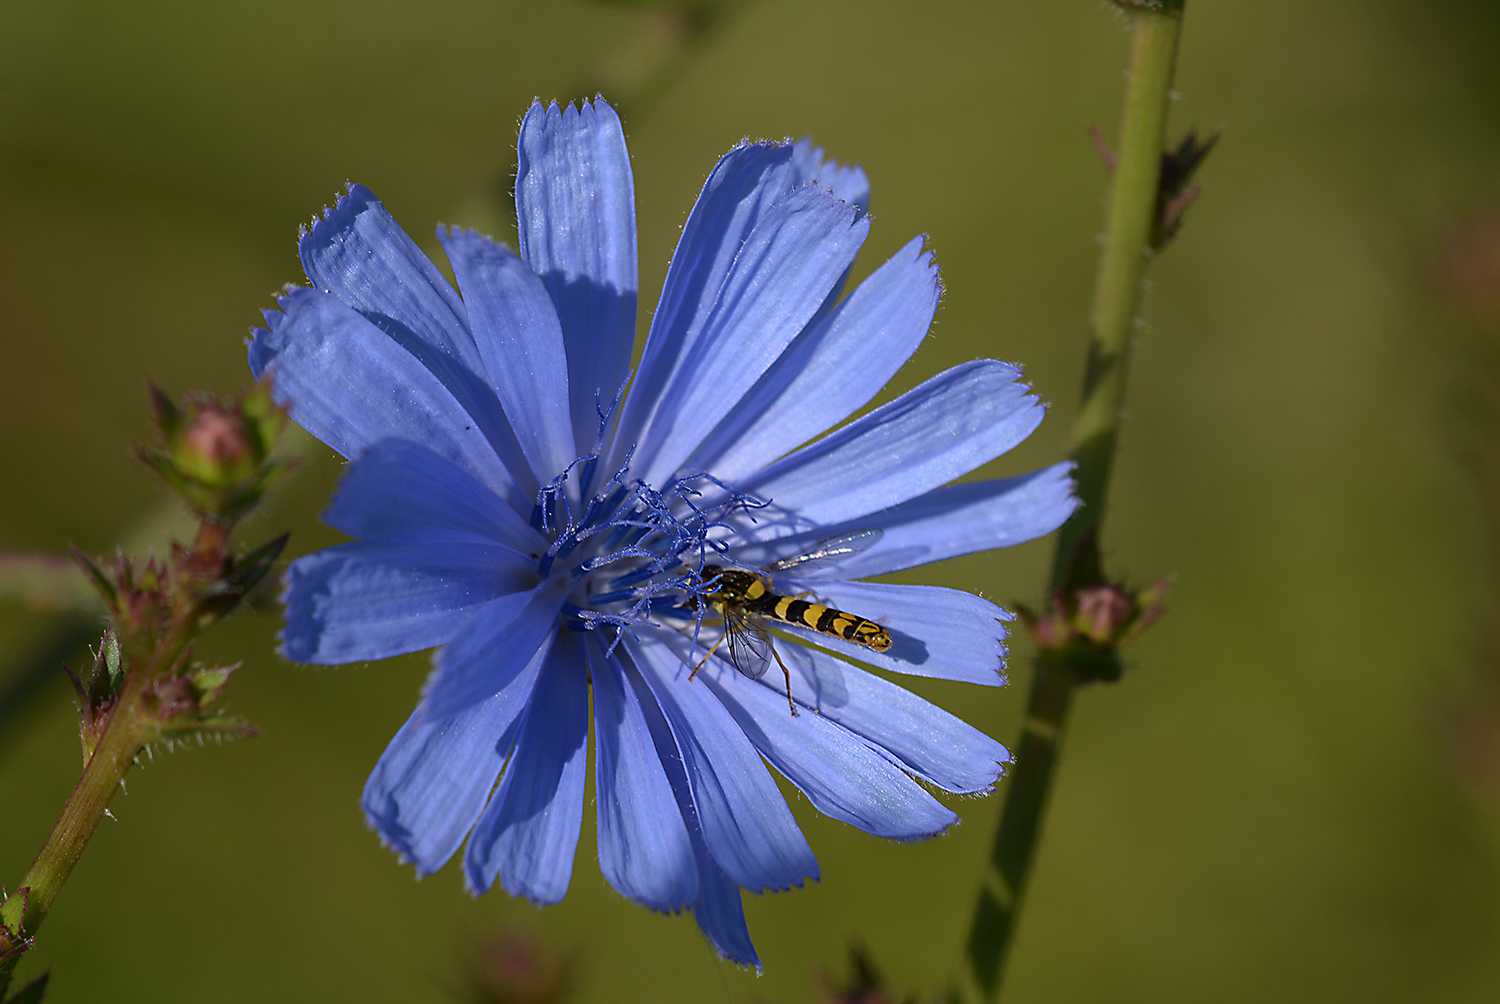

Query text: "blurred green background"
[3, 0, 1500, 1000]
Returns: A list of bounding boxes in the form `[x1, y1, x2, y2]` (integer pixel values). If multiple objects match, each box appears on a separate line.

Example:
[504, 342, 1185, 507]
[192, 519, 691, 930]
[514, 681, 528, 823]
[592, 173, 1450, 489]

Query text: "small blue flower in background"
[249, 97, 1076, 969]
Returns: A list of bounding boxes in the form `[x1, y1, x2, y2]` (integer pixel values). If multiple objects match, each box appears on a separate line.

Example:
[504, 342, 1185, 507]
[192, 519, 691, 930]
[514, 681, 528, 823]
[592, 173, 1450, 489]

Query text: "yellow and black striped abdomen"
[757, 593, 892, 652]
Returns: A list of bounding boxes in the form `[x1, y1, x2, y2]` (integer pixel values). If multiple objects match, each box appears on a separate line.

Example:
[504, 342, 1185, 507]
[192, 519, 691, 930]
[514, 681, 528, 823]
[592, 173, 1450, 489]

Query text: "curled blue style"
[249, 97, 1078, 970]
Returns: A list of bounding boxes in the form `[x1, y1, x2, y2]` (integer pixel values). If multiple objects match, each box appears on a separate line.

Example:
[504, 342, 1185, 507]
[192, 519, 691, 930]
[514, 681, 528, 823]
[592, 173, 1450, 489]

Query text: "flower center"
[534, 448, 767, 644]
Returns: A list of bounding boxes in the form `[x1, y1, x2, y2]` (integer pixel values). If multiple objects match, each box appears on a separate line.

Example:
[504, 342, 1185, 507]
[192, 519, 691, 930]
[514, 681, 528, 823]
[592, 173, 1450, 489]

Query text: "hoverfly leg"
[690, 632, 725, 681]
[767, 640, 799, 717]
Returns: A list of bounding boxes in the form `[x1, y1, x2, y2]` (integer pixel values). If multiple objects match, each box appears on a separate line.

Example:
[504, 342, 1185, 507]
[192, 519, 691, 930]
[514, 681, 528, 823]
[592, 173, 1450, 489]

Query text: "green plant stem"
[0, 674, 153, 997]
[2, 683, 146, 934]
[0, 622, 193, 996]
[962, 3, 1184, 1000]
[1060, 2, 1183, 576]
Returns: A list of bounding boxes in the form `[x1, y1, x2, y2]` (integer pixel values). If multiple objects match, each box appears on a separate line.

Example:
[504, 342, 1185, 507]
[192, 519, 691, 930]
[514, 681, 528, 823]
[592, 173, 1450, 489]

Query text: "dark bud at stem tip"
[1084, 122, 1217, 252]
[816, 944, 919, 1004]
[1017, 579, 1170, 685]
[1153, 128, 1220, 250]
[461, 930, 571, 1004]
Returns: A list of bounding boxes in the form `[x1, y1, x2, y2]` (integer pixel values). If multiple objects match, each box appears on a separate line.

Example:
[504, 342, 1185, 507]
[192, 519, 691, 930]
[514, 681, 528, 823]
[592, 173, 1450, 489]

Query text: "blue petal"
[742, 360, 1045, 529]
[788, 138, 870, 216]
[689, 650, 958, 840]
[249, 289, 526, 508]
[464, 632, 589, 903]
[617, 649, 760, 970]
[292, 187, 538, 504]
[438, 227, 578, 485]
[281, 541, 535, 664]
[610, 141, 800, 468]
[773, 642, 1010, 794]
[589, 638, 698, 912]
[423, 578, 569, 719]
[326, 439, 545, 553]
[689, 842, 760, 971]
[786, 139, 870, 318]
[361, 644, 547, 875]
[629, 633, 819, 893]
[298, 183, 483, 376]
[772, 581, 1010, 686]
[689, 234, 939, 481]
[737, 462, 1078, 579]
[636, 184, 870, 485]
[516, 99, 638, 450]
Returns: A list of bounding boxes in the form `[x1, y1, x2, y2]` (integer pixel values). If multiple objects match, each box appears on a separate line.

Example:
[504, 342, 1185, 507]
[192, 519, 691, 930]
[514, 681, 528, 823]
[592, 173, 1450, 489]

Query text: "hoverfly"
[686, 529, 892, 716]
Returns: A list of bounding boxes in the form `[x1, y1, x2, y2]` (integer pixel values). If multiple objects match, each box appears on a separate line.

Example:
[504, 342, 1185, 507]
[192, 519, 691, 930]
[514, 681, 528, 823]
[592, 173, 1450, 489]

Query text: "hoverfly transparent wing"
[722, 605, 774, 680]
[764, 528, 884, 575]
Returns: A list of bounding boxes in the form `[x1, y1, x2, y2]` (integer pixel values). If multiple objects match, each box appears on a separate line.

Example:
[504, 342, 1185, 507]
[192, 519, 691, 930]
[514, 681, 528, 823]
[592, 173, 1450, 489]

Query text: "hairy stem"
[3, 685, 145, 932]
[1, 610, 197, 995]
[0, 679, 146, 995]
[963, 3, 1185, 999]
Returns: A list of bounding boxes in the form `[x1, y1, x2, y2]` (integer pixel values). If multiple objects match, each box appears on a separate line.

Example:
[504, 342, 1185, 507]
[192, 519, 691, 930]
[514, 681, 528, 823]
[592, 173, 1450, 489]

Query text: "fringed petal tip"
[953, 749, 1015, 798]
[709, 944, 763, 975]
[745, 873, 819, 896]
[436, 221, 514, 253]
[920, 239, 946, 299]
[734, 136, 784, 151]
[525, 94, 620, 124]
[790, 137, 871, 216]
[461, 862, 495, 898]
[247, 286, 317, 374]
[297, 182, 380, 248]
[361, 808, 429, 877]
[897, 234, 942, 284]
[787, 178, 871, 233]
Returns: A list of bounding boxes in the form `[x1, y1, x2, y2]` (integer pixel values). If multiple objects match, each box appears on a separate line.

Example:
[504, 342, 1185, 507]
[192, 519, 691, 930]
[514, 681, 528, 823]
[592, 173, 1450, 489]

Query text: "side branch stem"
[963, 3, 1184, 999]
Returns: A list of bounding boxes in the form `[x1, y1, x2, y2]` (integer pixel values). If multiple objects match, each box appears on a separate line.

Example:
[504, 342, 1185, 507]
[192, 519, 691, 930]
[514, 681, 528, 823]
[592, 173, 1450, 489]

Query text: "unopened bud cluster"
[68, 382, 292, 755]
[137, 378, 293, 525]
[1018, 580, 1170, 683]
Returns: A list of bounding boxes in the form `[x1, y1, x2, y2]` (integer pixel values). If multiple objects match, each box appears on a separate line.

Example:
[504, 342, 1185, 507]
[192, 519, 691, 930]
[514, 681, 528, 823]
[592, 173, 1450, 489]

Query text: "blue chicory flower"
[249, 97, 1076, 969]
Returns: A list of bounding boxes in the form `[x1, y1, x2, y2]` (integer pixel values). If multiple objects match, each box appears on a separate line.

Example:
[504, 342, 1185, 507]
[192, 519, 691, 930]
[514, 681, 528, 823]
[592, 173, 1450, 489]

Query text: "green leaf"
[3, 972, 49, 1004]
[101, 628, 121, 681]
[146, 380, 183, 441]
[230, 533, 289, 597]
[68, 547, 117, 611]
[155, 715, 260, 745]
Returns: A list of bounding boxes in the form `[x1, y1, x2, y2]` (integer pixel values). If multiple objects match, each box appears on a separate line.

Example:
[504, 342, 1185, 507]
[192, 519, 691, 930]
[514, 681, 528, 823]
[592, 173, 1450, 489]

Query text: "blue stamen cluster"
[535, 442, 767, 643]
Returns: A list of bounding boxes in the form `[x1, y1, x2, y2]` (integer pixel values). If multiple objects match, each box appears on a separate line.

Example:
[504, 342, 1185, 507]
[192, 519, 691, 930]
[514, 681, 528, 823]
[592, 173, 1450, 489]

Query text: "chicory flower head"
[249, 97, 1076, 969]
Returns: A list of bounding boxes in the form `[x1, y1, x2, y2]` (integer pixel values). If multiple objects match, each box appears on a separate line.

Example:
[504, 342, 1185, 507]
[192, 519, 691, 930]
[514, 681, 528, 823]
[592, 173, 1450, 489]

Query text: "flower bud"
[1019, 578, 1171, 683]
[136, 378, 292, 524]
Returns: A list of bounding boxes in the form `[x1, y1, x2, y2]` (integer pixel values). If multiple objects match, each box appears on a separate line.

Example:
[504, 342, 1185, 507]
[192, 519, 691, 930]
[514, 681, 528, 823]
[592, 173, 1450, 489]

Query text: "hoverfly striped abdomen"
[757, 595, 893, 652]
